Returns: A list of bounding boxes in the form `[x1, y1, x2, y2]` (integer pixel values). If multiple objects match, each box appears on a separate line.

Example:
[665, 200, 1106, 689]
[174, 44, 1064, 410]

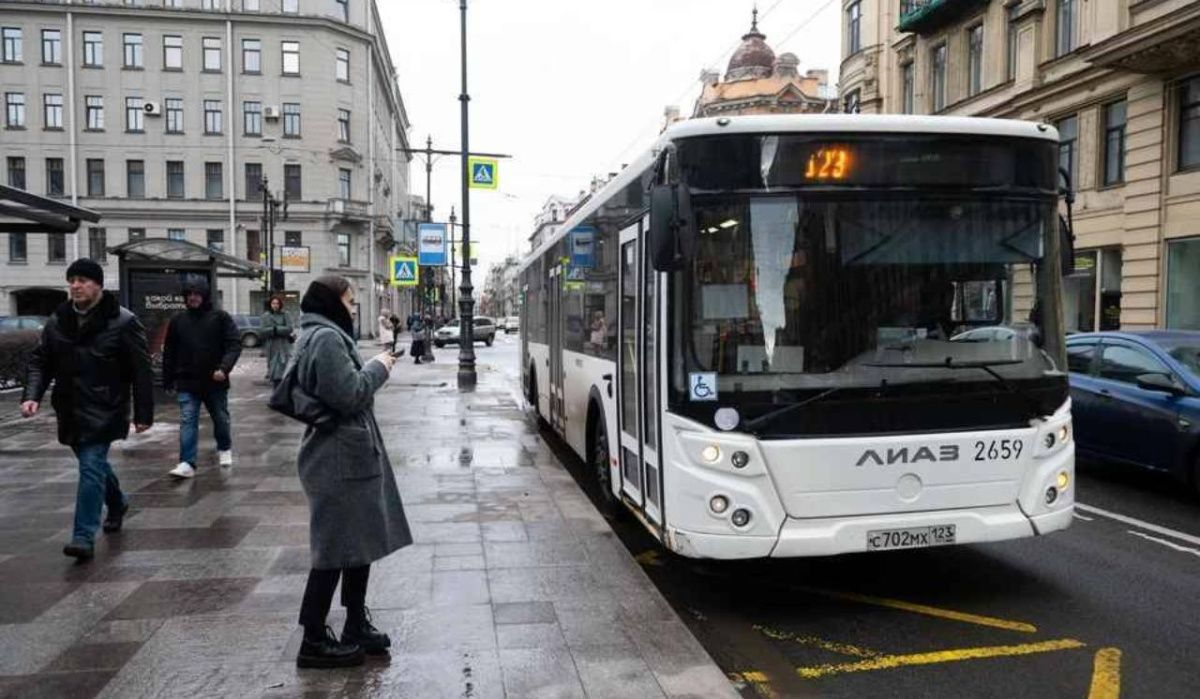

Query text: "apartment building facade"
[0, 0, 413, 333]
[839, 0, 1200, 332]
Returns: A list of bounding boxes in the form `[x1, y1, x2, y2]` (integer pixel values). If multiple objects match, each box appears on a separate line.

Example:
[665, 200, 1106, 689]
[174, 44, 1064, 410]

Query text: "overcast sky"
[379, 0, 842, 277]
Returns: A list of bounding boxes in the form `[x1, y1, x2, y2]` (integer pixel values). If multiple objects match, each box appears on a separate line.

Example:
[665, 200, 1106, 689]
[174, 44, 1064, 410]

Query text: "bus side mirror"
[649, 184, 694, 271]
[1059, 215, 1075, 276]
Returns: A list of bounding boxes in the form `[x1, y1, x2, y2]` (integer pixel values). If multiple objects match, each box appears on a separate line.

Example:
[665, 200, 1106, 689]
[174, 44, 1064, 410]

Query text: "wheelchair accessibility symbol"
[689, 372, 718, 402]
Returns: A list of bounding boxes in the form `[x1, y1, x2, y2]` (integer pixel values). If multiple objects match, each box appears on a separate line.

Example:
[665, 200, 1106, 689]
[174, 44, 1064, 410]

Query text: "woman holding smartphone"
[290, 275, 412, 668]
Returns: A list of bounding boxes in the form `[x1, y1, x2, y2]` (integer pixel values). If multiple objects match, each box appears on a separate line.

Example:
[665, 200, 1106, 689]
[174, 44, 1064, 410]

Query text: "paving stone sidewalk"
[0, 343, 736, 698]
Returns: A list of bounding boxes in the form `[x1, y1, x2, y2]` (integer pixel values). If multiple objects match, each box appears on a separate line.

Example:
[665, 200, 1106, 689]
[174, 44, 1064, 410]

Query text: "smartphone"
[390, 348, 406, 358]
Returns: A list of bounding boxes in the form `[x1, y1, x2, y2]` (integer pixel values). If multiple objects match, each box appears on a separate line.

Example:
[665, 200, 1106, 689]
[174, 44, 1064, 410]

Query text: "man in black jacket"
[21, 259, 154, 561]
[162, 279, 241, 478]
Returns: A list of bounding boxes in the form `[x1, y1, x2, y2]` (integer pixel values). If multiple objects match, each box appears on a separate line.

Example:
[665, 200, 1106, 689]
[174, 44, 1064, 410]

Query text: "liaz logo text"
[856, 445, 960, 467]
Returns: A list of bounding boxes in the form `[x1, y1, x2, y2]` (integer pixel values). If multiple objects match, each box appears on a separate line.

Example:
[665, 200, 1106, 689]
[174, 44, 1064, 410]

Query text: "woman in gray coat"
[260, 295, 292, 386]
[291, 275, 412, 669]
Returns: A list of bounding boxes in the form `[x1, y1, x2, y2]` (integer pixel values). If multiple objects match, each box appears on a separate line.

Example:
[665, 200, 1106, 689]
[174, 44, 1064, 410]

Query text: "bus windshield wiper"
[742, 386, 841, 433]
[863, 358, 1043, 420]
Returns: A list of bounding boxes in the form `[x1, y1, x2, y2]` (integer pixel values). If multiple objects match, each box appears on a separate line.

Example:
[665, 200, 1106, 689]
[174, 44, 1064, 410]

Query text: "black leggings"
[298, 564, 370, 630]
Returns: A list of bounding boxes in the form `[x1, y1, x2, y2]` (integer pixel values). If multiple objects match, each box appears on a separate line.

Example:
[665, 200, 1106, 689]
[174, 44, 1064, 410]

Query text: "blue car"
[1065, 331, 1200, 493]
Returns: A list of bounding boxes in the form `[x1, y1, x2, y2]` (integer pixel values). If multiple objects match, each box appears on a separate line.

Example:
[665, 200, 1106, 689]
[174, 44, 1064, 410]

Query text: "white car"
[502, 316, 519, 334]
[435, 317, 497, 347]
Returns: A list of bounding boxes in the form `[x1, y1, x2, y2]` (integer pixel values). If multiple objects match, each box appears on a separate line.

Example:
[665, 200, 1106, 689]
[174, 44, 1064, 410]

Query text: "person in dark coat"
[291, 275, 412, 668]
[21, 259, 154, 560]
[409, 315, 427, 364]
[162, 279, 242, 478]
[260, 295, 292, 386]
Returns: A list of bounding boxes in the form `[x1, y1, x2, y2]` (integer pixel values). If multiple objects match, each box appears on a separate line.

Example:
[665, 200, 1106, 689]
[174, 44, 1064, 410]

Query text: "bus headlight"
[1045, 487, 1058, 505]
[709, 495, 729, 514]
[1043, 433, 1056, 450]
[731, 509, 752, 527]
[1058, 425, 1070, 444]
[1056, 471, 1070, 490]
[731, 451, 750, 469]
[701, 445, 721, 464]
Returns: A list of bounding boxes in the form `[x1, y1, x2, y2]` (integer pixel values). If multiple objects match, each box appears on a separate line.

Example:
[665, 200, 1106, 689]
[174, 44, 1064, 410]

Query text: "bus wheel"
[590, 412, 623, 519]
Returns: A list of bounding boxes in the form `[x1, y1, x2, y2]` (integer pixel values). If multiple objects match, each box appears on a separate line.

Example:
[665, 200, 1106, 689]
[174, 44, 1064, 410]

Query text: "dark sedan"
[1066, 331, 1200, 494]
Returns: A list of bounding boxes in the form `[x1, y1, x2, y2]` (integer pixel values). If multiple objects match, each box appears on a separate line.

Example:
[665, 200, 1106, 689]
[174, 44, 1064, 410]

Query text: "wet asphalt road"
[491, 337, 1200, 698]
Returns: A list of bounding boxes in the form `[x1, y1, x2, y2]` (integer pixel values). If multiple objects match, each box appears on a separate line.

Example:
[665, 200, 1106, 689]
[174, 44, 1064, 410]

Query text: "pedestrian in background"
[377, 312, 394, 351]
[21, 259, 154, 560]
[162, 279, 242, 478]
[409, 314, 427, 364]
[261, 295, 292, 387]
[291, 275, 412, 669]
[388, 311, 402, 354]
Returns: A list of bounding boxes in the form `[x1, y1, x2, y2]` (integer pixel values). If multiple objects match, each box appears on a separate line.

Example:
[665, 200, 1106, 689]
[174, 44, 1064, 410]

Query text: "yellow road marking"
[728, 671, 779, 699]
[796, 638, 1086, 679]
[1088, 648, 1122, 699]
[754, 625, 880, 658]
[802, 587, 1038, 633]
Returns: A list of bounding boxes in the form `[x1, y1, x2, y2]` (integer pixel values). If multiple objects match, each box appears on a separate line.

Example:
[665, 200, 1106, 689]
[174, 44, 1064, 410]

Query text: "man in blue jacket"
[162, 279, 241, 478]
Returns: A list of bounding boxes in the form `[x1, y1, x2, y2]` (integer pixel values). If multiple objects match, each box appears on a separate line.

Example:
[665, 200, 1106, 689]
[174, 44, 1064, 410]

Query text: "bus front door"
[548, 265, 565, 434]
[617, 224, 660, 523]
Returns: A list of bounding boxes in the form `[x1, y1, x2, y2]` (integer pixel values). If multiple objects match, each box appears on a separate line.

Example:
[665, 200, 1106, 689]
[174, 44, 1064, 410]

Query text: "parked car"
[0, 316, 48, 333]
[232, 314, 265, 348]
[0, 317, 44, 390]
[434, 317, 496, 347]
[1065, 331, 1200, 493]
[503, 316, 520, 334]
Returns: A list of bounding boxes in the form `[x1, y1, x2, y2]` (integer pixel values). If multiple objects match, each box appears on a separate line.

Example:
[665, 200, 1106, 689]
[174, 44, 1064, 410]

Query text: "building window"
[165, 97, 183, 133]
[123, 33, 142, 68]
[284, 230, 302, 246]
[163, 35, 183, 70]
[204, 100, 222, 135]
[283, 0, 299, 13]
[901, 62, 914, 114]
[1166, 238, 1200, 329]
[337, 108, 350, 142]
[243, 101, 262, 136]
[1180, 76, 1200, 171]
[282, 102, 300, 136]
[85, 95, 103, 130]
[88, 228, 106, 262]
[2, 28, 22, 63]
[847, 2, 861, 55]
[967, 24, 983, 97]
[1056, 114, 1078, 187]
[86, 158, 104, 197]
[166, 160, 184, 198]
[202, 0, 219, 9]
[126, 159, 144, 198]
[284, 163, 301, 200]
[244, 0, 260, 11]
[45, 158, 64, 196]
[125, 96, 144, 132]
[5, 93, 25, 128]
[245, 162, 262, 200]
[7, 157, 25, 189]
[337, 232, 350, 267]
[48, 233, 66, 263]
[44, 93, 63, 129]
[165, 0, 181, 6]
[338, 168, 351, 200]
[83, 31, 103, 67]
[281, 41, 300, 75]
[1102, 100, 1126, 186]
[202, 37, 221, 72]
[168, 228, 185, 241]
[241, 38, 260, 73]
[42, 29, 61, 65]
[9, 232, 27, 262]
[1006, 4, 1019, 81]
[128, 227, 145, 241]
[932, 43, 947, 112]
[1057, 0, 1075, 57]
[336, 48, 350, 82]
[205, 162, 223, 199]
[1063, 248, 1123, 333]
[246, 228, 262, 262]
[842, 90, 860, 114]
[206, 228, 224, 252]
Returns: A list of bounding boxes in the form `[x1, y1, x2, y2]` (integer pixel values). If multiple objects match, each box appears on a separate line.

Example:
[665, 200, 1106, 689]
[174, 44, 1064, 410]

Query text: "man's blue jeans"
[72, 442, 126, 544]
[178, 388, 232, 466]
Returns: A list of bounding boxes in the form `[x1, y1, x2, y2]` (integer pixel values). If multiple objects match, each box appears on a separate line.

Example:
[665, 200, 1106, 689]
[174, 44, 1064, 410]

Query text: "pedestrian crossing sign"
[389, 256, 419, 287]
[468, 157, 498, 190]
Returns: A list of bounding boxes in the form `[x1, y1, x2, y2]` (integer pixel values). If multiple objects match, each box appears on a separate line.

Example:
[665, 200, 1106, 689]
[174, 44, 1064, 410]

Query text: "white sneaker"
[218, 450, 234, 467]
[169, 462, 195, 479]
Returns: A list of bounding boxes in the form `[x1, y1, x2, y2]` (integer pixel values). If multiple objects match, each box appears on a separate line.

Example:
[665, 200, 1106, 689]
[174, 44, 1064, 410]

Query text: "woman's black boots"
[342, 607, 391, 655]
[296, 625, 365, 669]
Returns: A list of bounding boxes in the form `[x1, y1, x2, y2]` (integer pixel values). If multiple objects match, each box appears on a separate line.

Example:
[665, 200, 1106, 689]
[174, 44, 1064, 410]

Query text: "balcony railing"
[899, 0, 988, 35]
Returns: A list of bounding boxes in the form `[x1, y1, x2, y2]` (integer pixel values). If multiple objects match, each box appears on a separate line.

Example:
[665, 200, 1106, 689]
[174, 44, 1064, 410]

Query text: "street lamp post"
[457, 0, 476, 390]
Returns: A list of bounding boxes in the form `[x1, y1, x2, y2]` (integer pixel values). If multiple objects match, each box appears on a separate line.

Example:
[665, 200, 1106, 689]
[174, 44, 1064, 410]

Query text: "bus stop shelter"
[108, 238, 265, 367]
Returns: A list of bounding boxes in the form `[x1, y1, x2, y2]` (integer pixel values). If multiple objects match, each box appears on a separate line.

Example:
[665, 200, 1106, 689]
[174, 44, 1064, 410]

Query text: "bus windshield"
[668, 136, 1069, 437]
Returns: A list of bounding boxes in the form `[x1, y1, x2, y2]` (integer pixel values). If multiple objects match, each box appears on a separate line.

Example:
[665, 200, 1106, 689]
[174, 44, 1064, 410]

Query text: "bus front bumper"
[665, 502, 1073, 560]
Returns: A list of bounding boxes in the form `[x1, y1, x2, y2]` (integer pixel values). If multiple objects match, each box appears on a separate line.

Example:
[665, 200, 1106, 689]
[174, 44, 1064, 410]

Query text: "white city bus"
[520, 115, 1076, 559]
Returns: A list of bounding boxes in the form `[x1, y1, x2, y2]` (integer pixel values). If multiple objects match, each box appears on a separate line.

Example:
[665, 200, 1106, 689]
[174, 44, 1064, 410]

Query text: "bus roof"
[519, 114, 1059, 273]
